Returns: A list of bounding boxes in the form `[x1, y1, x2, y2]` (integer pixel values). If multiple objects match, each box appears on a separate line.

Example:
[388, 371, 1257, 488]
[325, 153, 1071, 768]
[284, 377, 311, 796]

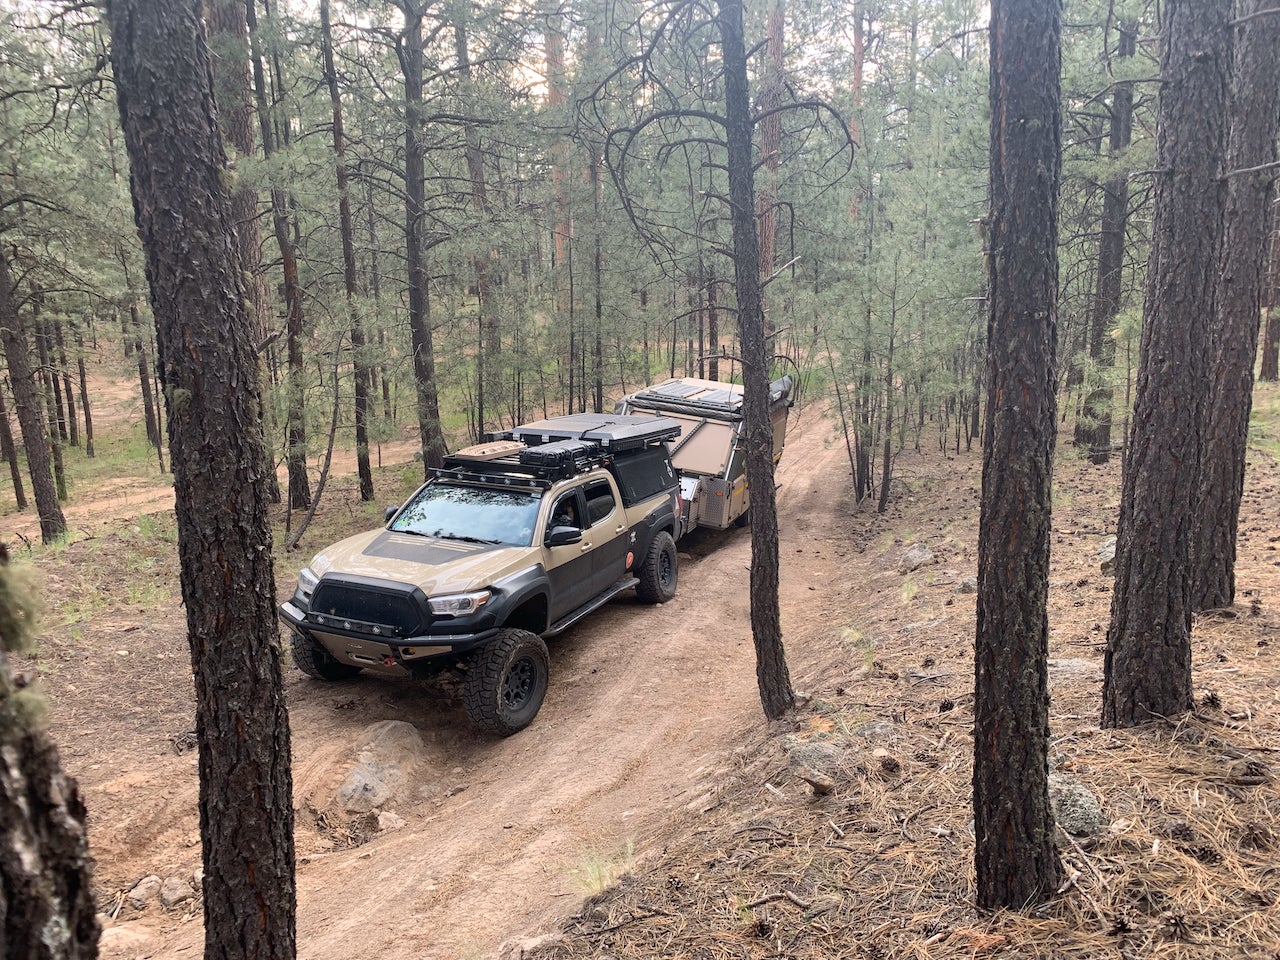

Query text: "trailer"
[616, 375, 794, 533]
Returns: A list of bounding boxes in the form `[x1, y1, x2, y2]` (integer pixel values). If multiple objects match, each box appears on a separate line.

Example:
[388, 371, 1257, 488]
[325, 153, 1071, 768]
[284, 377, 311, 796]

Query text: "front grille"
[309, 580, 425, 636]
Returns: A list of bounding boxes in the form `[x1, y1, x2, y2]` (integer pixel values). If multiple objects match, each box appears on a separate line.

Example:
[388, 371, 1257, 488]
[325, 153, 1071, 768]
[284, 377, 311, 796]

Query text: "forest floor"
[5, 367, 1280, 960]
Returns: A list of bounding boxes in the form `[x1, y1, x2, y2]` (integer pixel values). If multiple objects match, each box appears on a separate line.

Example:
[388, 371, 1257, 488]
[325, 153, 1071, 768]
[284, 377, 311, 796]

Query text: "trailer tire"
[734, 507, 751, 528]
[636, 531, 678, 604]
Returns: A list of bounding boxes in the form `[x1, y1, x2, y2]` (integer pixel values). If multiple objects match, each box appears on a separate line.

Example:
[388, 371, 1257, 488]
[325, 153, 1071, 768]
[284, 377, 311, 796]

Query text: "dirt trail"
[61, 401, 851, 960]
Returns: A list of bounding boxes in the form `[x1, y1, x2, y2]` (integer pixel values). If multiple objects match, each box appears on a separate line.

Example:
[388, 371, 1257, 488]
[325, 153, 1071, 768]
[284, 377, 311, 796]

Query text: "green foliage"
[0, 556, 40, 654]
[0, 0, 1163, 514]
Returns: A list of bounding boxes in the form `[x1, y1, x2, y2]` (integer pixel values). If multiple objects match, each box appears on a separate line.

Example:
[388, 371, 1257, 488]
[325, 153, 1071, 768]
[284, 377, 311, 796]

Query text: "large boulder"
[336, 721, 426, 814]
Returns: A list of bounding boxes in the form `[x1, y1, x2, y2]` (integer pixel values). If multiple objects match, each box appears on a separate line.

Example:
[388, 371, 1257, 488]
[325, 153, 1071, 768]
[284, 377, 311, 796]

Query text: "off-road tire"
[290, 631, 362, 681]
[635, 530, 678, 604]
[733, 507, 751, 528]
[463, 629, 550, 736]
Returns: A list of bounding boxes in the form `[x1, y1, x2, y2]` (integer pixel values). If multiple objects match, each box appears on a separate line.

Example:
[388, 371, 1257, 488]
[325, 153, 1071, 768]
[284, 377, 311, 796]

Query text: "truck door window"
[550, 491, 581, 530]
[583, 480, 617, 527]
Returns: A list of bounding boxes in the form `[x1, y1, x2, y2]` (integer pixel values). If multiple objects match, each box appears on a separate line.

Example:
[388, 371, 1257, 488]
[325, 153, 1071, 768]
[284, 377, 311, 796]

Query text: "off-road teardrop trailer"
[616, 375, 793, 533]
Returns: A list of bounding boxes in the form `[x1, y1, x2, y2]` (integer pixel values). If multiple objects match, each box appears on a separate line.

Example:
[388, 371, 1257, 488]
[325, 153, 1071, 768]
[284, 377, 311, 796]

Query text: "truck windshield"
[390, 483, 542, 546]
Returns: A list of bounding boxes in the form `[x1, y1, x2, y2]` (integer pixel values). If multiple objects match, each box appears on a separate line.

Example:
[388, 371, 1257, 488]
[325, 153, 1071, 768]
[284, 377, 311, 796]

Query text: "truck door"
[543, 486, 595, 622]
[581, 478, 629, 593]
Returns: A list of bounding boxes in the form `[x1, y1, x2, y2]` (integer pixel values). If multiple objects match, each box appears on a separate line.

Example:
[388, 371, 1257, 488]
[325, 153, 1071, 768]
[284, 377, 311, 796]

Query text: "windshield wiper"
[429, 530, 501, 546]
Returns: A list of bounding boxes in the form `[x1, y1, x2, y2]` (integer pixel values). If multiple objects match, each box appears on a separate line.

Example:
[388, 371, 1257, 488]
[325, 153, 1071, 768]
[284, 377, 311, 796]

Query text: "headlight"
[296, 567, 319, 602]
[428, 590, 492, 617]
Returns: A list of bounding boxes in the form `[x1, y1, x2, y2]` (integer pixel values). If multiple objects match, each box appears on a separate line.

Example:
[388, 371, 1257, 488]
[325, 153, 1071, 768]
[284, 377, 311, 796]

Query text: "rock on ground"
[1049, 771, 1105, 837]
[784, 737, 846, 796]
[899, 543, 935, 574]
[159, 876, 195, 908]
[127, 875, 161, 909]
[337, 721, 426, 814]
[1097, 536, 1117, 574]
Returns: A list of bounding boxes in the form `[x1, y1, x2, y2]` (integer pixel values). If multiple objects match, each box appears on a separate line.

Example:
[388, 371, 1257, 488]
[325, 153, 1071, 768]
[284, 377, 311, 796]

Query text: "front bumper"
[278, 599, 499, 671]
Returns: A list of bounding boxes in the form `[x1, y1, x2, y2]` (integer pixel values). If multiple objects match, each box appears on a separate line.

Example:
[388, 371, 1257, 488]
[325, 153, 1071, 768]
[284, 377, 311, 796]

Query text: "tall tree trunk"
[0, 381, 26, 510]
[1, 549, 98, 960]
[53, 319, 78, 448]
[1259, 212, 1280, 380]
[454, 21, 502, 434]
[847, 3, 864, 223]
[1074, 25, 1135, 463]
[33, 311, 68, 445]
[320, 0, 374, 501]
[402, 0, 445, 471]
[1102, 0, 1232, 728]
[546, 6, 572, 322]
[209, 0, 269, 343]
[73, 322, 93, 458]
[365, 181, 394, 424]
[0, 259, 63, 541]
[31, 307, 67, 502]
[707, 274, 720, 381]
[1190, 0, 1280, 611]
[717, 0, 794, 721]
[247, 0, 310, 509]
[130, 304, 162, 454]
[756, 0, 785, 303]
[209, 0, 280, 504]
[107, 4, 297, 959]
[877, 314, 894, 514]
[974, 0, 1063, 909]
[589, 147, 604, 413]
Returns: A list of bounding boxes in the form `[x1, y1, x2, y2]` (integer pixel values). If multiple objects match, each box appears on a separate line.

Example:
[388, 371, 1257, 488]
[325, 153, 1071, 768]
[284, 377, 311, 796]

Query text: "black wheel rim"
[502, 655, 538, 710]
[659, 547, 674, 589]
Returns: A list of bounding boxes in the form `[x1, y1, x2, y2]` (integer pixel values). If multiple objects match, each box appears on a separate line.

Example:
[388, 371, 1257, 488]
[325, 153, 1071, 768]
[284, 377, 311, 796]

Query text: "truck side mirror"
[545, 526, 583, 547]
[384, 505, 400, 523]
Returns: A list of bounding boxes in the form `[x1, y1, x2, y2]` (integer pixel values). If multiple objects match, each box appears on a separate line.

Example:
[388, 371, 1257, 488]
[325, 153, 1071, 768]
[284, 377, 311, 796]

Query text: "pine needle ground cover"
[532, 390, 1280, 960]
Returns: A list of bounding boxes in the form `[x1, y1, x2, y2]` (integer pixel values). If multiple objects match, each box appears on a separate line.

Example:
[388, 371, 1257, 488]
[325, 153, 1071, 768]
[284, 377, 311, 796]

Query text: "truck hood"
[308, 529, 535, 596]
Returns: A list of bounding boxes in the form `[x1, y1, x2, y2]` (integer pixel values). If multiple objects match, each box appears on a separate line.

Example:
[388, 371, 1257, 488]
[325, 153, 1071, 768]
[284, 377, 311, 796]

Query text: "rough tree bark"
[33, 312, 67, 445]
[400, 0, 446, 471]
[1073, 24, 1134, 464]
[454, 20, 502, 433]
[320, 0, 374, 501]
[973, 0, 1063, 909]
[1190, 0, 1280, 611]
[717, 0, 794, 720]
[0, 379, 26, 509]
[31, 310, 68, 501]
[1102, 0, 1232, 728]
[1261, 218, 1279, 380]
[0, 544, 99, 959]
[52, 319, 78, 448]
[73, 321, 93, 457]
[0, 250, 65, 542]
[755, 0, 784, 294]
[208, 0, 269, 343]
[208, 0, 280, 504]
[107, 3, 298, 958]
[247, 0, 311, 510]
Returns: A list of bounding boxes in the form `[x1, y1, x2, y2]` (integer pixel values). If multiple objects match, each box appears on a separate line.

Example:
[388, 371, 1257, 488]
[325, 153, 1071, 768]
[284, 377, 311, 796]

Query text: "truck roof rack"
[497, 413, 681, 452]
[433, 414, 681, 486]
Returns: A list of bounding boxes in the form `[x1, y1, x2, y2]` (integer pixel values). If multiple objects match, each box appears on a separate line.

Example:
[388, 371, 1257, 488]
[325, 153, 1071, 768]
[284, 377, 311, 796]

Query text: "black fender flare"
[488, 565, 552, 633]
